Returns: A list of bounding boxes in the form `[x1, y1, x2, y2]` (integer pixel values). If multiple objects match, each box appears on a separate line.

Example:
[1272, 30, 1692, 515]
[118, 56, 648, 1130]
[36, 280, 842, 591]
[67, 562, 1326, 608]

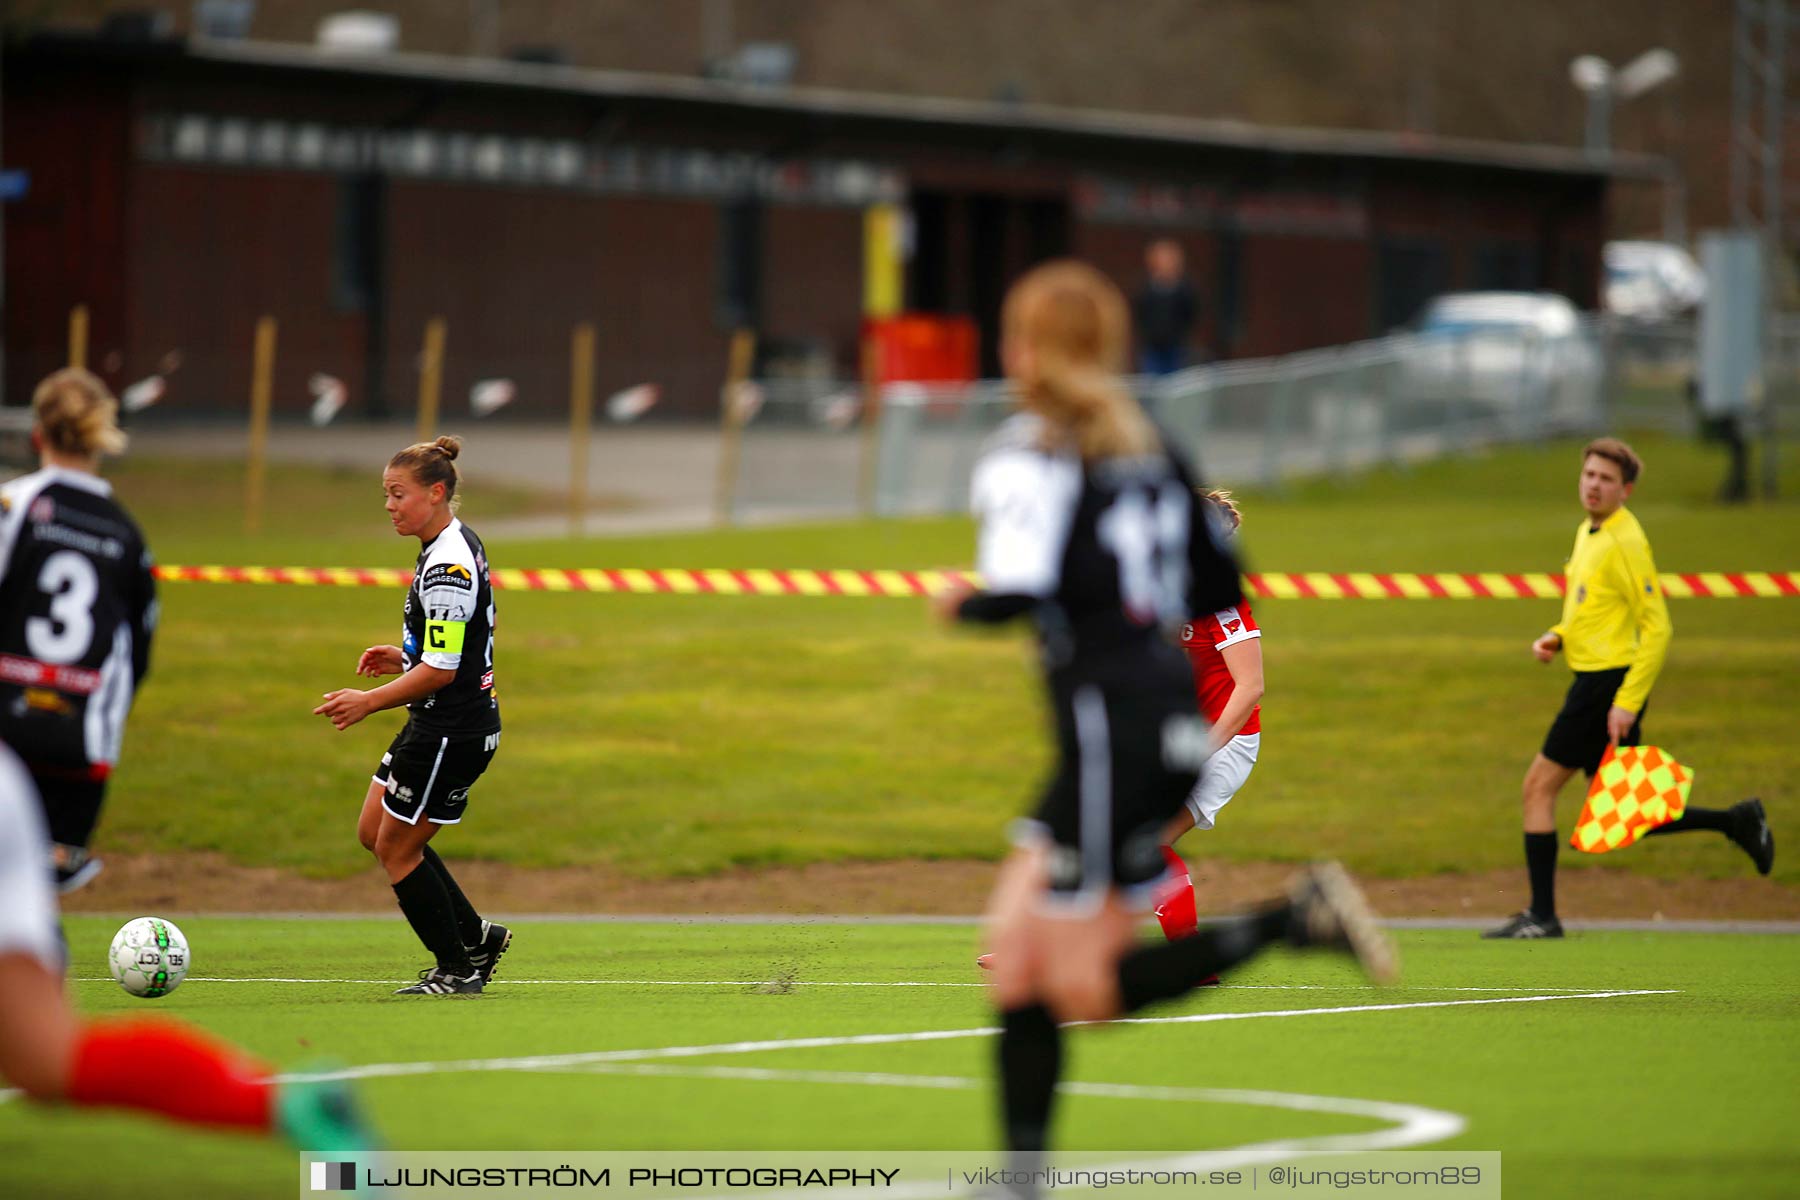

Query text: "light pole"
[1569, 48, 1680, 157]
[1571, 49, 1684, 244]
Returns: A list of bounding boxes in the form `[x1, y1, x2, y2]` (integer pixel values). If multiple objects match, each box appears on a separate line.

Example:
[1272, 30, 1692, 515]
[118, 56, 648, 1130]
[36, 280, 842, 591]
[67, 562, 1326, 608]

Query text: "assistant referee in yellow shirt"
[1484, 438, 1774, 940]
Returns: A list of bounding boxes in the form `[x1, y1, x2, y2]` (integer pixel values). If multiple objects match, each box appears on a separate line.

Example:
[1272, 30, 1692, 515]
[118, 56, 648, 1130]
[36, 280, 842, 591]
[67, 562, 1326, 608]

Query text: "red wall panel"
[127, 165, 361, 416]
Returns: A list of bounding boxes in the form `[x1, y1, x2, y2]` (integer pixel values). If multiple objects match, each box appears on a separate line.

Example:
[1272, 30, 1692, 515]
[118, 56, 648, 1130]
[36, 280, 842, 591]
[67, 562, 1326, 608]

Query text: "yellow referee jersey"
[1548, 506, 1671, 714]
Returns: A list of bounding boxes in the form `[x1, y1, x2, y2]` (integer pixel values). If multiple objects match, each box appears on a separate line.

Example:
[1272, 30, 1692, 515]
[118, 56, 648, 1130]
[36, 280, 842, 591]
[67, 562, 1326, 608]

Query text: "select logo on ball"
[107, 916, 191, 998]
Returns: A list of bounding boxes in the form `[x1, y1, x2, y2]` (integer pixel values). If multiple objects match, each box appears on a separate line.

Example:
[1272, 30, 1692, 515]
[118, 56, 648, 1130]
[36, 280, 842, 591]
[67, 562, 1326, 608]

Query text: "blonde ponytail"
[32, 368, 128, 459]
[1003, 260, 1159, 462]
[1033, 355, 1158, 460]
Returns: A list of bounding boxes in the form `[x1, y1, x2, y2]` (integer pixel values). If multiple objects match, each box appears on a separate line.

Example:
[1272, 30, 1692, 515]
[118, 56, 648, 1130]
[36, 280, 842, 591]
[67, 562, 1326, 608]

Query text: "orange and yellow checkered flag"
[1570, 745, 1693, 853]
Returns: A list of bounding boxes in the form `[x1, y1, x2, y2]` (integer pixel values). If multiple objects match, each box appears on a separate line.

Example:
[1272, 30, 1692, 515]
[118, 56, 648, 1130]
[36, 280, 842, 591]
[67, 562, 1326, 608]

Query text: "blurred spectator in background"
[1687, 376, 1750, 505]
[1133, 239, 1199, 375]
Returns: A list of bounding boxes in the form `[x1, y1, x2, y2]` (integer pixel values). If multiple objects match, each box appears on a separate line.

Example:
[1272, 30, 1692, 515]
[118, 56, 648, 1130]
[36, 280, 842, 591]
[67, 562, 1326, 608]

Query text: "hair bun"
[433, 434, 463, 460]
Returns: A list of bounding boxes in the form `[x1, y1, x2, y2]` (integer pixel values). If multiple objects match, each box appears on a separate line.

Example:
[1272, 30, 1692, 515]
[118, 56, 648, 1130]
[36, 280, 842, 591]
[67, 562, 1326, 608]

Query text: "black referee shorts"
[1541, 667, 1643, 776]
[374, 724, 499, 826]
[1022, 674, 1206, 902]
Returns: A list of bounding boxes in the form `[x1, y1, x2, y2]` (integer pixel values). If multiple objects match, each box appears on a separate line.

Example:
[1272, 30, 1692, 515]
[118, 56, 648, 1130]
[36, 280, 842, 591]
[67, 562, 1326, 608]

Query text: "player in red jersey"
[1153, 490, 1264, 942]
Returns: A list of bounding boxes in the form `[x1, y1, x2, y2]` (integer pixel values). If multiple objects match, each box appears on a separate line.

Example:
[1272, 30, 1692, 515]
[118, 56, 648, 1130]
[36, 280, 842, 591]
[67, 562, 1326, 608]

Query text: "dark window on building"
[907, 191, 951, 312]
[718, 196, 764, 330]
[1376, 237, 1451, 330]
[1560, 246, 1597, 308]
[1473, 240, 1537, 291]
[1215, 228, 1243, 354]
[332, 173, 384, 313]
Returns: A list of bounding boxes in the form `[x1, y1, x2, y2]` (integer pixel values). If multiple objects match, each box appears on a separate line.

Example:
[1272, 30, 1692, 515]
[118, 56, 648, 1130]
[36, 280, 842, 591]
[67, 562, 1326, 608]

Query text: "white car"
[1398, 292, 1604, 434]
[1604, 240, 1705, 321]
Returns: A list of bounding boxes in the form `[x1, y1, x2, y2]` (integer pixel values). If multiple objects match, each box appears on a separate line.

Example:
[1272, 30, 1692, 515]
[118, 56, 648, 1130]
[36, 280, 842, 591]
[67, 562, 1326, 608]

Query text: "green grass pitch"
[5, 433, 1797, 1196]
[88, 431, 1800, 882]
[5, 916, 1797, 1199]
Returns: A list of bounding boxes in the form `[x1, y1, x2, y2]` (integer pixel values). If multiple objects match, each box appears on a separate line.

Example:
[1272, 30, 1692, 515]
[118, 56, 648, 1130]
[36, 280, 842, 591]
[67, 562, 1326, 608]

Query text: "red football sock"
[67, 1019, 274, 1132]
[1154, 845, 1199, 940]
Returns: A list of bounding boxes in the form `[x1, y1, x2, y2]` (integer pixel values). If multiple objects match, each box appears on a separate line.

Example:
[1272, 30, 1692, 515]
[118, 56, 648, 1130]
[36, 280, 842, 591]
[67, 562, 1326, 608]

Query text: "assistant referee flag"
[1570, 745, 1693, 853]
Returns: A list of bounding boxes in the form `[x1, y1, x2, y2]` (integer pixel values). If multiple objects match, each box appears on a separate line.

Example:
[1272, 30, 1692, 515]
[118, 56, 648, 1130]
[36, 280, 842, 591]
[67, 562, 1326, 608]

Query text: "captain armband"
[424, 620, 466, 655]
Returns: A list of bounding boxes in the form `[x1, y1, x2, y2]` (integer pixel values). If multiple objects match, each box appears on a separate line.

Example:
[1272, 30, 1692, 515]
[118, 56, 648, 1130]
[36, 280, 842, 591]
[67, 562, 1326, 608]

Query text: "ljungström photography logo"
[310, 1161, 357, 1191]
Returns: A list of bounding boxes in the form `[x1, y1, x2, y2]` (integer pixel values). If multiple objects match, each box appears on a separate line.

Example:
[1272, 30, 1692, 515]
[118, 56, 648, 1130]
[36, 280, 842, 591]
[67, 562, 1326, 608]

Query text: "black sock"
[392, 860, 474, 972]
[42, 786, 105, 850]
[997, 1004, 1061, 1173]
[422, 845, 484, 946]
[1117, 904, 1289, 1014]
[1642, 806, 1734, 836]
[1525, 832, 1559, 920]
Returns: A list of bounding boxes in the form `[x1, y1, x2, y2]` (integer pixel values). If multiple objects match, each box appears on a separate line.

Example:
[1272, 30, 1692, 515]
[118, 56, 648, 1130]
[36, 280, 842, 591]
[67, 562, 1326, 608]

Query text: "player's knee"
[357, 821, 379, 854]
[372, 831, 424, 875]
[0, 1046, 66, 1103]
[1044, 977, 1119, 1025]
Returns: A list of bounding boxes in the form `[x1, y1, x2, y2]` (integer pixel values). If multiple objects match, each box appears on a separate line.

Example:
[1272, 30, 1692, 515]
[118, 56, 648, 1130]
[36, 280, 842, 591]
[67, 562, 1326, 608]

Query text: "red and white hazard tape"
[152, 566, 1800, 599]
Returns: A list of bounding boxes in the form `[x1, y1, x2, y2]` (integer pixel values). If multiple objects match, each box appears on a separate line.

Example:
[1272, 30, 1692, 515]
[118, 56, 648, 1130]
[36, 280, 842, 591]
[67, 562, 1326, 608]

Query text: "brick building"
[3, 31, 1660, 418]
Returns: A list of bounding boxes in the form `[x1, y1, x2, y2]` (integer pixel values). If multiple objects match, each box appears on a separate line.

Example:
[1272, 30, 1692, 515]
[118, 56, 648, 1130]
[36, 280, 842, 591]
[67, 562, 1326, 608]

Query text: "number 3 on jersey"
[26, 550, 99, 663]
[1097, 482, 1189, 626]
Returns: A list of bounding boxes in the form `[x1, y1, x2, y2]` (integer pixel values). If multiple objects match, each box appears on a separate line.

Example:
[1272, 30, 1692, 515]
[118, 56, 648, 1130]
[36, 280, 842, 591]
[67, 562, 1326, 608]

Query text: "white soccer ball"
[108, 917, 190, 998]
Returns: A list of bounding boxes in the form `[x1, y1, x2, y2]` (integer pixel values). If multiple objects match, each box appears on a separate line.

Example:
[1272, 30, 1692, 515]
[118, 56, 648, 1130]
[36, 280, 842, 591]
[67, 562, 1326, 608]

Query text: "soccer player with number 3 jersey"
[0, 371, 376, 1159]
[0, 370, 158, 896]
[312, 436, 509, 994]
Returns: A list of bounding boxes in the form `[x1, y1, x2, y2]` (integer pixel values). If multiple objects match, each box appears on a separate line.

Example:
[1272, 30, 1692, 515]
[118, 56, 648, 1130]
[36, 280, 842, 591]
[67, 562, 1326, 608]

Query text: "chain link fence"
[726, 315, 1800, 521]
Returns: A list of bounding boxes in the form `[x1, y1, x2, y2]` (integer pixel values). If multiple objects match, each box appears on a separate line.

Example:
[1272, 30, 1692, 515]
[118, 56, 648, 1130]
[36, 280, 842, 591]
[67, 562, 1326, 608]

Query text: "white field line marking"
[270, 989, 1674, 1085]
[0, 989, 1670, 1119]
[544, 1064, 1466, 1200]
[69, 975, 1633, 993]
[1107, 990, 1676, 1028]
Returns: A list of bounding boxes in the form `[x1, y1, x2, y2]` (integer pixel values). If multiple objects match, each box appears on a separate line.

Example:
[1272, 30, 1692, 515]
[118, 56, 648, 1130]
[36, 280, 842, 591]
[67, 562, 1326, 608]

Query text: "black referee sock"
[392, 859, 474, 973]
[1525, 832, 1559, 920]
[997, 1004, 1060, 1167]
[421, 845, 485, 948]
[1116, 904, 1289, 1014]
[1641, 806, 1733, 836]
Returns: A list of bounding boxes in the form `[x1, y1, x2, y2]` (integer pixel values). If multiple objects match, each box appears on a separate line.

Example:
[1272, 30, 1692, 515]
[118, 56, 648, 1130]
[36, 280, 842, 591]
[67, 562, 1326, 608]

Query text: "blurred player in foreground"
[1487, 438, 1774, 940]
[935, 260, 1395, 1190]
[0, 741, 375, 1152]
[1152, 490, 1264, 947]
[0, 370, 157, 894]
[314, 436, 509, 994]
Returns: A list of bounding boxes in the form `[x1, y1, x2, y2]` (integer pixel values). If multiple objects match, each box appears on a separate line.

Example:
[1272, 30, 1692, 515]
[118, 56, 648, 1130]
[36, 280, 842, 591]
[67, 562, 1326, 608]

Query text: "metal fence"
[724, 316, 1800, 522]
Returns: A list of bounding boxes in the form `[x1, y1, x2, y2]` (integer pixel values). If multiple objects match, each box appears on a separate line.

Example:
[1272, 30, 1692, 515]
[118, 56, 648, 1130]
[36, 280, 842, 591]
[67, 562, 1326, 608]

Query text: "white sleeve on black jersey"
[0, 471, 48, 586]
[416, 532, 478, 670]
[971, 447, 1082, 597]
[0, 744, 60, 971]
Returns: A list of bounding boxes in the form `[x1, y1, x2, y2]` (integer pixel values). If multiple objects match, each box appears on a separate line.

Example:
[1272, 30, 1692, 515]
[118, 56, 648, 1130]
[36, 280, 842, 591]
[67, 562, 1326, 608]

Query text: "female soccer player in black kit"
[314, 436, 508, 995]
[0, 369, 157, 894]
[933, 262, 1397, 1187]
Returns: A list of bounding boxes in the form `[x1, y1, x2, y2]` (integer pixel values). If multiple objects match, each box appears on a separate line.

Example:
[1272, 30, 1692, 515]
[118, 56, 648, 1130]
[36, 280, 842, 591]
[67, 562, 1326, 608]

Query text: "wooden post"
[244, 316, 278, 535]
[416, 317, 446, 443]
[856, 334, 884, 515]
[569, 322, 596, 536]
[712, 328, 757, 526]
[68, 305, 89, 369]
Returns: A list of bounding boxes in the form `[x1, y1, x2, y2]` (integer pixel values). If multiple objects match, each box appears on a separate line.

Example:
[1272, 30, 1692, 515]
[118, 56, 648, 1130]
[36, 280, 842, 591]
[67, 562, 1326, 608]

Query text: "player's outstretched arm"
[314, 663, 454, 731]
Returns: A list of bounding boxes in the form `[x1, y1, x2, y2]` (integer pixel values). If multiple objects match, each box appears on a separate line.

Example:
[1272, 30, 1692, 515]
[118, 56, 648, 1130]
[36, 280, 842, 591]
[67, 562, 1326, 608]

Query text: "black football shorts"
[1541, 667, 1643, 776]
[1021, 674, 1206, 903]
[374, 723, 499, 826]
